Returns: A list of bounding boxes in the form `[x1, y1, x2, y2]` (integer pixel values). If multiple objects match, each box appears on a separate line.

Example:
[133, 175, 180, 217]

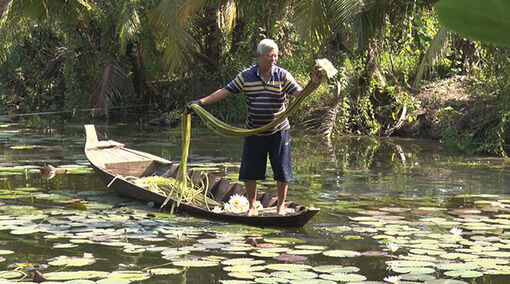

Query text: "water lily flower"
[212, 206, 223, 213]
[450, 227, 463, 237]
[386, 243, 399, 253]
[384, 275, 401, 283]
[240, 203, 250, 213]
[255, 200, 263, 209]
[224, 203, 235, 213]
[228, 194, 249, 208]
[172, 231, 183, 239]
[316, 58, 338, 78]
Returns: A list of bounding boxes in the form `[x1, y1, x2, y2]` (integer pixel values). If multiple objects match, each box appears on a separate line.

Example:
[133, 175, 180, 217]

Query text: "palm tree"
[151, 0, 290, 74]
[0, 0, 153, 116]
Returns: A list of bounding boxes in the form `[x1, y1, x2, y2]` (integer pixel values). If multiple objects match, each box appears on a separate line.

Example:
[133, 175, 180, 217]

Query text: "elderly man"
[189, 39, 322, 216]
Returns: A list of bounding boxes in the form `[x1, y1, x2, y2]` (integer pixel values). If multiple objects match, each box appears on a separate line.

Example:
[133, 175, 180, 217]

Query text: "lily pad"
[224, 265, 266, 272]
[221, 258, 265, 266]
[44, 271, 109, 280]
[270, 270, 318, 279]
[172, 260, 219, 267]
[322, 250, 361, 258]
[265, 264, 312, 271]
[0, 270, 23, 279]
[147, 268, 182, 275]
[312, 265, 359, 274]
[0, 250, 14, 255]
[436, 263, 480, 271]
[443, 270, 483, 278]
[264, 237, 305, 245]
[105, 271, 150, 280]
[319, 273, 367, 282]
[48, 256, 96, 267]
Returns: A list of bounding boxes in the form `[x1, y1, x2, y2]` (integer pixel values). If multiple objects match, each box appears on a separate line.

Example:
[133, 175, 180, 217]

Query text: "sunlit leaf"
[444, 270, 483, 278]
[265, 264, 312, 271]
[44, 271, 109, 280]
[49, 256, 96, 267]
[322, 250, 361, 258]
[0, 271, 23, 279]
[436, 0, 510, 46]
[319, 273, 366, 282]
[172, 260, 219, 267]
[270, 270, 317, 280]
[147, 268, 182, 275]
[312, 265, 359, 274]
[221, 258, 265, 266]
[105, 271, 150, 280]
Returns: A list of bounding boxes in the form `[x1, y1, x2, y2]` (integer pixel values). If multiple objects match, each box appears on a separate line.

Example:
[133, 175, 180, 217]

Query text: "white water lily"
[386, 243, 399, 253]
[383, 275, 401, 283]
[450, 227, 463, 237]
[316, 58, 338, 78]
[212, 206, 223, 213]
[224, 203, 235, 213]
[228, 194, 249, 208]
[255, 200, 263, 209]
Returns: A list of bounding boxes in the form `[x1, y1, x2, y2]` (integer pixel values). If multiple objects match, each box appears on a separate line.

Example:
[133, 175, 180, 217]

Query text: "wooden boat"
[84, 124, 319, 227]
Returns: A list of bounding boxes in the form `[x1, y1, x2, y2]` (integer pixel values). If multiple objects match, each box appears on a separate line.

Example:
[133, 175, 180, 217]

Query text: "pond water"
[1, 119, 510, 284]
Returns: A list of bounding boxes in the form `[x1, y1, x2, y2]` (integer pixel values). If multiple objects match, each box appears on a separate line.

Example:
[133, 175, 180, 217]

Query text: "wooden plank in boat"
[159, 163, 179, 177]
[260, 193, 278, 208]
[213, 179, 235, 202]
[230, 183, 245, 196]
[105, 160, 157, 177]
[207, 174, 222, 194]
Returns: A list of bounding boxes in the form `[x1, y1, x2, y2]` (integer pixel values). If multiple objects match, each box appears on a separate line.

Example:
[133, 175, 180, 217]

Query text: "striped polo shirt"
[224, 64, 302, 135]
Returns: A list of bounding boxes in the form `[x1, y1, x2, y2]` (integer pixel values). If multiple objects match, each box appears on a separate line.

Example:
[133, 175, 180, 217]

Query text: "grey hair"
[257, 39, 279, 56]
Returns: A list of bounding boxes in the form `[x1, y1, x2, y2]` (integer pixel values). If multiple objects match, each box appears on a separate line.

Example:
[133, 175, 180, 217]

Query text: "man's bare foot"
[247, 207, 258, 216]
[276, 205, 286, 216]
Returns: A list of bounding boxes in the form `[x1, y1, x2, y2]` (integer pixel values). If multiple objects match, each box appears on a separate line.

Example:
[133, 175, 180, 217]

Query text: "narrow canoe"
[84, 124, 319, 227]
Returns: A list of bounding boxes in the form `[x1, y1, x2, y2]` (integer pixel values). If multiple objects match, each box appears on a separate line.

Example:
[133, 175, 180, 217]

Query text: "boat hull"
[85, 124, 319, 227]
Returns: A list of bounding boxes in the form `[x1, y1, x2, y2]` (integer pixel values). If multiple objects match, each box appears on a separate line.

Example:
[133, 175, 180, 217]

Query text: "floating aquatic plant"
[450, 227, 463, 237]
[384, 275, 401, 283]
[386, 243, 399, 254]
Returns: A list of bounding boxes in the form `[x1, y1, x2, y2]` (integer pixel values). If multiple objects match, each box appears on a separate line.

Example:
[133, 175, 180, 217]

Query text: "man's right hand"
[186, 99, 203, 111]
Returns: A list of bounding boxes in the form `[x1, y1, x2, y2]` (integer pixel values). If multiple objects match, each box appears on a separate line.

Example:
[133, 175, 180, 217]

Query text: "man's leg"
[276, 181, 288, 215]
[245, 181, 258, 216]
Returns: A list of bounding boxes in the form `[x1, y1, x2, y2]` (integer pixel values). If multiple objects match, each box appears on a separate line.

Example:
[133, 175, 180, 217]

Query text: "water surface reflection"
[1, 122, 509, 283]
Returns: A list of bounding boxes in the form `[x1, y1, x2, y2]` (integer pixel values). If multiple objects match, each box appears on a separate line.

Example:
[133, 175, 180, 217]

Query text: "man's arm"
[293, 68, 324, 97]
[199, 88, 234, 106]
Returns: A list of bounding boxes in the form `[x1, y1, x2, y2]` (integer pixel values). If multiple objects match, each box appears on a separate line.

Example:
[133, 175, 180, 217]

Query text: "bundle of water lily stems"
[136, 175, 221, 212]
[141, 59, 337, 213]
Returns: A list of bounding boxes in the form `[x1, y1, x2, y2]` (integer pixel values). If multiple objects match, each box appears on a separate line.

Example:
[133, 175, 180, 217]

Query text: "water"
[1, 121, 510, 283]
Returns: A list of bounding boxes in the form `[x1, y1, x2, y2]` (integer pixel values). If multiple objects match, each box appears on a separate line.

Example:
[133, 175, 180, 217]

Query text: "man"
[189, 39, 322, 216]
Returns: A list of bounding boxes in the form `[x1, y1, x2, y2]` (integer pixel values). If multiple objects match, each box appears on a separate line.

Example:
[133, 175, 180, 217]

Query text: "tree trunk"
[230, 9, 245, 54]
[126, 41, 157, 103]
[203, 6, 221, 72]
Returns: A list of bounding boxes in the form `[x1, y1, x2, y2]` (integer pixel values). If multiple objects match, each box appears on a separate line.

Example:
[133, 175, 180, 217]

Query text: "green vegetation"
[2, 0, 510, 155]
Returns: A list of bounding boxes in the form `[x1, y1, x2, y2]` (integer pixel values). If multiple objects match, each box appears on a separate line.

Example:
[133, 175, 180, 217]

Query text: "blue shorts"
[239, 129, 293, 182]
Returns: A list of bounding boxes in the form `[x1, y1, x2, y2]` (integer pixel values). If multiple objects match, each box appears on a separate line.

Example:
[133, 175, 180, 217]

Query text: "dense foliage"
[1, 0, 510, 155]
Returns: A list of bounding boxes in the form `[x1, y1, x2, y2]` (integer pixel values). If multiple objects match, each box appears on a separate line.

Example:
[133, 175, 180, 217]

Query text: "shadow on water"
[1, 121, 510, 283]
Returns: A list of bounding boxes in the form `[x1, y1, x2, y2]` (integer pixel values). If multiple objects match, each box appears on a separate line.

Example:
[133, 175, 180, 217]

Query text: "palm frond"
[151, 0, 204, 72]
[161, 24, 197, 72]
[330, 0, 362, 32]
[0, 0, 13, 27]
[292, 0, 330, 47]
[220, 0, 236, 33]
[413, 26, 449, 89]
[331, 0, 390, 53]
[177, 0, 213, 25]
[90, 60, 130, 114]
[117, 0, 141, 55]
